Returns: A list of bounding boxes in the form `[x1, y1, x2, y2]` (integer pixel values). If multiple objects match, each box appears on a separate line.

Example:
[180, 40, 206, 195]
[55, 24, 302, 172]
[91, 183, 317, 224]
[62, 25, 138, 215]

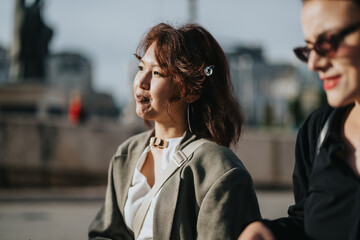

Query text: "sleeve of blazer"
[88, 157, 133, 240]
[196, 167, 261, 240]
[262, 105, 332, 240]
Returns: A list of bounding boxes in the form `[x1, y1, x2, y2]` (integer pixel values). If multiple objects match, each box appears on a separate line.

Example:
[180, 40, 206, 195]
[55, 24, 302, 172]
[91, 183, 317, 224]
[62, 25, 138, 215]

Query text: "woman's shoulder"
[182, 139, 254, 194]
[300, 104, 334, 135]
[187, 139, 247, 174]
[305, 104, 333, 124]
[114, 130, 153, 156]
[201, 141, 238, 159]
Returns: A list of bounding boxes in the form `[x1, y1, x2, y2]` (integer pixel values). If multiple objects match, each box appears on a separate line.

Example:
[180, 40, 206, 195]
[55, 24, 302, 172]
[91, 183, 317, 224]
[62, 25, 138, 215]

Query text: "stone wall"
[234, 130, 296, 187]
[0, 117, 131, 187]
[0, 118, 296, 187]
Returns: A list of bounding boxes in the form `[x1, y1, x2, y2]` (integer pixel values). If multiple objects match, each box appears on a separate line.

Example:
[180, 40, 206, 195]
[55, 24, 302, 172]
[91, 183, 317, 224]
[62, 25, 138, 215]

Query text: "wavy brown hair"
[135, 23, 244, 147]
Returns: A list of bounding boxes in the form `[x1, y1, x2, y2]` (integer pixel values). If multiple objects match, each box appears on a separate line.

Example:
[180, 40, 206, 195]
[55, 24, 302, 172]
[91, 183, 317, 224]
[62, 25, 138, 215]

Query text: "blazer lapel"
[152, 131, 199, 239]
[153, 170, 181, 239]
[114, 130, 155, 216]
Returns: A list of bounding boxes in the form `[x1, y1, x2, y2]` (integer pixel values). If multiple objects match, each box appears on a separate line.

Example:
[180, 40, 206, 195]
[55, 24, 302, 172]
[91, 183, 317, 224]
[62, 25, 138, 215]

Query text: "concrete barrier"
[0, 118, 297, 187]
[0, 117, 132, 186]
[234, 130, 296, 187]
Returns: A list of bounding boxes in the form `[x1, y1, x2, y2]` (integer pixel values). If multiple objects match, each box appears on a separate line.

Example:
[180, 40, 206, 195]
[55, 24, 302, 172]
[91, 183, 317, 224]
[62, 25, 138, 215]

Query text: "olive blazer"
[89, 130, 261, 240]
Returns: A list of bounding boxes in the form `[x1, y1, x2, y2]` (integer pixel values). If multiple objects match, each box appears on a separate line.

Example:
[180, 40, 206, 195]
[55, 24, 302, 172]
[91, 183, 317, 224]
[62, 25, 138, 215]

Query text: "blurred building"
[0, 82, 67, 118]
[0, 45, 10, 84]
[0, 1, 124, 187]
[47, 51, 120, 120]
[46, 51, 93, 120]
[0, 49, 123, 187]
[0, 50, 119, 120]
[47, 52, 92, 95]
[91, 92, 120, 119]
[226, 44, 321, 127]
[1, 44, 66, 118]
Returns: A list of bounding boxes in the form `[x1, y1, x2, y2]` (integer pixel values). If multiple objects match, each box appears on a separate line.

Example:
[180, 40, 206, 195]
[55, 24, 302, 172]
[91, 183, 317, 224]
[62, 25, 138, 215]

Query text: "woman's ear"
[186, 94, 200, 103]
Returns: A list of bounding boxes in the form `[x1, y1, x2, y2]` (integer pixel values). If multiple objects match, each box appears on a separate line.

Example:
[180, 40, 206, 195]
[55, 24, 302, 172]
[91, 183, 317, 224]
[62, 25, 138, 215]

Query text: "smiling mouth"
[321, 75, 340, 90]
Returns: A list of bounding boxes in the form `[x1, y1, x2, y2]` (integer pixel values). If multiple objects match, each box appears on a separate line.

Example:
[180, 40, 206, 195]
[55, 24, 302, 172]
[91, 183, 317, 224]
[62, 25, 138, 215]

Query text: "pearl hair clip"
[204, 65, 214, 76]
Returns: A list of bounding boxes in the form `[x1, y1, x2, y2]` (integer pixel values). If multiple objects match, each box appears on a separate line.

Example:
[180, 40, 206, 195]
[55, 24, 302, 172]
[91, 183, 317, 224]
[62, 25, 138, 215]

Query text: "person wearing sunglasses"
[238, 0, 360, 240]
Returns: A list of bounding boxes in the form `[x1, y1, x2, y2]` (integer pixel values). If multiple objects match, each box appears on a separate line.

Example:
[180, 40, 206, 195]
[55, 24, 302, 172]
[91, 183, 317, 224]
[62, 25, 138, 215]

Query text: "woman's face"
[301, 0, 360, 107]
[133, 43, 186, 124]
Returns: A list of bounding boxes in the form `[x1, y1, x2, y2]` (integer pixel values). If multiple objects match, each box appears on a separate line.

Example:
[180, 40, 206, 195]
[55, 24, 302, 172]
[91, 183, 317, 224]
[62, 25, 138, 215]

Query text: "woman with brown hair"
[89, 23, 261, 240]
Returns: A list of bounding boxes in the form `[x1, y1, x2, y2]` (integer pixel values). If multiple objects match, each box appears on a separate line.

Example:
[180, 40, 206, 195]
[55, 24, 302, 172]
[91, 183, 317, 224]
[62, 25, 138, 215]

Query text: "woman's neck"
[352, 101, 360, 119]
[342, 102, 360, 176]
[154, 121, 186, 140]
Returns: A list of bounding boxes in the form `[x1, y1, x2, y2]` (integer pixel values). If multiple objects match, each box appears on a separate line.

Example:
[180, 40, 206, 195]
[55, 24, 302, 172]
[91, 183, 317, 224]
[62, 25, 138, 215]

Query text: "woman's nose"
[307, 50, 331, 72]
[137, 72, 151, 90]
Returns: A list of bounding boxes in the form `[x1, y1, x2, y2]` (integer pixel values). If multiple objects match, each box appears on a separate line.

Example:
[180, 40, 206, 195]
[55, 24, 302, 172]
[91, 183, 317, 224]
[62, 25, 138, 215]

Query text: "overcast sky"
[0, 0, 304, 106]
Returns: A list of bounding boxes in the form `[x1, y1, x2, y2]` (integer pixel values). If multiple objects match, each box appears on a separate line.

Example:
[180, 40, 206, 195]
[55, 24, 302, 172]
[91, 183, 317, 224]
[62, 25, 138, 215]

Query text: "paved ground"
[0, 187, 294, 240]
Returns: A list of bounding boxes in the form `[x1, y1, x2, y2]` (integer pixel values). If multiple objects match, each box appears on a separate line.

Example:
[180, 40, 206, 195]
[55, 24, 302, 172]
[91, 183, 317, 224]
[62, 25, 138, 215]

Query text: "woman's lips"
[321, 75, 340, 90]
[135, 94, 150, 103]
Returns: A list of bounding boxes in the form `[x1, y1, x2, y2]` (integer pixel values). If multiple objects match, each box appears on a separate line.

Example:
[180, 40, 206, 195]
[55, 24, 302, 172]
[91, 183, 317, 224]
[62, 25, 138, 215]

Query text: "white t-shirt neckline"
[123, 136, 183, 240]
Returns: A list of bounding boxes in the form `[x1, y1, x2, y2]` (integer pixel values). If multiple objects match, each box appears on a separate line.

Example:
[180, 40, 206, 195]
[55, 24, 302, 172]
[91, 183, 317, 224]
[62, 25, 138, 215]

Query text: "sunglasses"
[293, 21, 360, 62]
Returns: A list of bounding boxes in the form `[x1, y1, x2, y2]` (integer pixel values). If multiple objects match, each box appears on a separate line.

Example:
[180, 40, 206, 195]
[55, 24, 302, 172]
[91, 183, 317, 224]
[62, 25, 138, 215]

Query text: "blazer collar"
[123, 130, 199, 238]
[152, 131, 200, 239]
[177, 130, 199, 151]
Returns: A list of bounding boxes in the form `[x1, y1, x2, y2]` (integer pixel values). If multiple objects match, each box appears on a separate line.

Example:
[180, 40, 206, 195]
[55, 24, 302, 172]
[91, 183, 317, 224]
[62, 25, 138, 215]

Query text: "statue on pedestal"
[9, 0, 53, 82]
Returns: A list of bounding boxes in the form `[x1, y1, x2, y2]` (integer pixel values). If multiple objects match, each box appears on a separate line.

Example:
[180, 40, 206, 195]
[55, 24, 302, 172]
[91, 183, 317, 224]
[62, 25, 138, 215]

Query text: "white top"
[124, 136, 183, 240]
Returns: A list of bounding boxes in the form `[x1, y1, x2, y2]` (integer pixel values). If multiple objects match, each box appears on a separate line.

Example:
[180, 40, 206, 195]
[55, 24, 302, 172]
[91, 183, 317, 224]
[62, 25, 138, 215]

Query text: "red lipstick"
[321, 75, 340, 90]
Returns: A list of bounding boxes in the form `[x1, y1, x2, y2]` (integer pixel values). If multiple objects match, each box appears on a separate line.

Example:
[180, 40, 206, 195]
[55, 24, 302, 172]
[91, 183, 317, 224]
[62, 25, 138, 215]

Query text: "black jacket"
[263, 104, 360, 240]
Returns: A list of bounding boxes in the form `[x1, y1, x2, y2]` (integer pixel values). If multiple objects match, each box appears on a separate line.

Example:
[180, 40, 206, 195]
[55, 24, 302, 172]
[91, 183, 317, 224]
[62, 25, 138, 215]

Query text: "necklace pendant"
[149, 137, 169, 149]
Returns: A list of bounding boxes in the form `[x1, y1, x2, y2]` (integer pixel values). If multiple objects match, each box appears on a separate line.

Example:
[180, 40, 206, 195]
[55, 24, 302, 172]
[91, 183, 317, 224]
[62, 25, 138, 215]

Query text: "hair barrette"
[204, 65, 214, 76]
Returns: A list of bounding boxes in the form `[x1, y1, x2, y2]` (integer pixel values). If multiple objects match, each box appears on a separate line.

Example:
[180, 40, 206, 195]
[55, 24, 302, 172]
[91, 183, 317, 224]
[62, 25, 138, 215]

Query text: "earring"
[187, 104, 193, 133]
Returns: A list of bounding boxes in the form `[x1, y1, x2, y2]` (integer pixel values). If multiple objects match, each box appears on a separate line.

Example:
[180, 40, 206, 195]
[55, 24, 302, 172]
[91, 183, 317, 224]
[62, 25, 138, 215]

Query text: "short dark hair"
[136, 23, 244, 147]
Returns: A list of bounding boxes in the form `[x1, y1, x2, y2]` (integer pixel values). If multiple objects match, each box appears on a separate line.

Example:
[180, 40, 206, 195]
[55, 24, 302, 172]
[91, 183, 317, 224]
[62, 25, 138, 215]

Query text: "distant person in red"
[68, 91, 86, 125]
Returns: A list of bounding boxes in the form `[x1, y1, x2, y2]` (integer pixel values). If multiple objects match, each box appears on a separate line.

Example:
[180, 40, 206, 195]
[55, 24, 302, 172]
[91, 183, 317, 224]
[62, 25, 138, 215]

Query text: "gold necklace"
[149, 137, 169, 149]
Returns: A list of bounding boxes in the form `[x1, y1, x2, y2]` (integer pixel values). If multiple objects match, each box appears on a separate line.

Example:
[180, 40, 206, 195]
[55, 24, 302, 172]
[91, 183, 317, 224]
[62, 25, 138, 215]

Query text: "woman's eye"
[153, 71, 164, 77]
